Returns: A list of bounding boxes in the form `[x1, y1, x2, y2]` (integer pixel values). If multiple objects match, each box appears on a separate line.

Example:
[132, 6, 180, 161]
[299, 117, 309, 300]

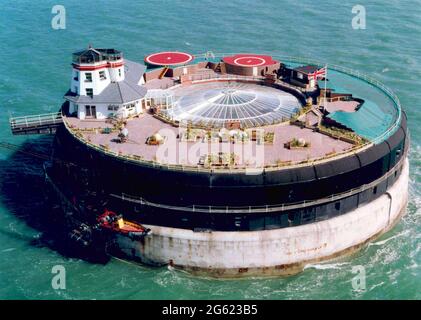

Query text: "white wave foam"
[304, 261, 350, 270]
[368, 230, 410, 247]
[369, 281, 385, 291]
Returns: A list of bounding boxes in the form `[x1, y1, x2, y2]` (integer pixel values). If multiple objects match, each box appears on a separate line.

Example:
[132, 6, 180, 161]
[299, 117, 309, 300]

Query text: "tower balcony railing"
[72, 51, 123, 64]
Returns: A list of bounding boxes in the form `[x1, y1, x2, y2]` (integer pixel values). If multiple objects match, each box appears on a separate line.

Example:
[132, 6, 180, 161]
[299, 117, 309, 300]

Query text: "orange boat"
[97, 210, 151, 239]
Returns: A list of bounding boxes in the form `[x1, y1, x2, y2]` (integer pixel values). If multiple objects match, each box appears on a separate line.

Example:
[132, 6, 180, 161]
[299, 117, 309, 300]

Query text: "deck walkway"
[64, 113, 353, 167]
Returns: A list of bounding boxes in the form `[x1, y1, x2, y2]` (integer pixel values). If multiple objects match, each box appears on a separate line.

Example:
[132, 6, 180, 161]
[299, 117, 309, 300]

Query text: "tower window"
[118, 68, 122, 77]
[85, 73, 92, 82]
[99, 71, 106, 80]
[74, 71, 79, 81]
[86, 88, 93, 96]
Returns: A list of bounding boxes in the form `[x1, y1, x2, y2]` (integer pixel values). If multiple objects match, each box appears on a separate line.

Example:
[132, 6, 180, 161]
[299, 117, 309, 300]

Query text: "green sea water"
[0, 0, 420, 299]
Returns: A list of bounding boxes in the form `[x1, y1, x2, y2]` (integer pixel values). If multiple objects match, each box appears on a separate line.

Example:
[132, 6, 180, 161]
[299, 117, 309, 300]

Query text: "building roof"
[293, 65, 319, 75]
[72, 47, 123, 64]
[64, 82, 147, 104]
[125, 60, 146, 85]
[64, 59, 147, 105]
[72, 48, 102, 64]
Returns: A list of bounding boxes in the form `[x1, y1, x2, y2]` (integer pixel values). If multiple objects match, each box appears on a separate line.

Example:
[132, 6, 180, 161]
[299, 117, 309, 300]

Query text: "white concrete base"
[115, 158, 409, 277]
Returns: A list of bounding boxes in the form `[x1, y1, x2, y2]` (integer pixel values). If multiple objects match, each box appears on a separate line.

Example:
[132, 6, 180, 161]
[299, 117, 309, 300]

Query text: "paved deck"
[325, 99, 360, 113]
[64, 113, 352, 167]
[144, 78, 176, 90]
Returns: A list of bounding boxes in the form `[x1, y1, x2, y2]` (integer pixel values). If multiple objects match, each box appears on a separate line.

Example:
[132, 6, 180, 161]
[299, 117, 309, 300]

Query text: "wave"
[303, 262, 350, 271]
[368, 230, 410, 247]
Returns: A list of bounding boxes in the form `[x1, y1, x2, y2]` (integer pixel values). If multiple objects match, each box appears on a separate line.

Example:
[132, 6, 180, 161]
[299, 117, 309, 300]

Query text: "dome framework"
[164, 82, 302, 128]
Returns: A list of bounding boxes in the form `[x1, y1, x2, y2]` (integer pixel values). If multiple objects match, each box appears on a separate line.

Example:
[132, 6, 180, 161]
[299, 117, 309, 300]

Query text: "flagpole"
[324, 64, 328, 108]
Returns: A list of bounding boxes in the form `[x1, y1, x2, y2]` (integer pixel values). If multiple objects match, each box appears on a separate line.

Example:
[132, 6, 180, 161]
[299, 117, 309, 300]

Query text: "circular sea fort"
[46, 49, 409, 277]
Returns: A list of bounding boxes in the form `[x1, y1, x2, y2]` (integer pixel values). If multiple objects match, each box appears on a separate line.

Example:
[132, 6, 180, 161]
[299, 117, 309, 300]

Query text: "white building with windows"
[64, 47, 148, 120]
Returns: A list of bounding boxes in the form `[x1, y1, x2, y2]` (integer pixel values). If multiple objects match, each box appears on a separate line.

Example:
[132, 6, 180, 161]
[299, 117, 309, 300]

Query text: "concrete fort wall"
[224, 62, 281, 77]
[115, 157, 409, 277]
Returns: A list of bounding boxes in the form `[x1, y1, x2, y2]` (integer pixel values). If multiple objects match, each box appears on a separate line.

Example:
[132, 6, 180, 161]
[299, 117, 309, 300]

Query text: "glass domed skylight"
[165, 82, 302, 128]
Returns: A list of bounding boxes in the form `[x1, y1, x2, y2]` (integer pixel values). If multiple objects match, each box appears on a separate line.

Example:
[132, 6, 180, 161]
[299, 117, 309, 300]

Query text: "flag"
[308, 67, 327, 81]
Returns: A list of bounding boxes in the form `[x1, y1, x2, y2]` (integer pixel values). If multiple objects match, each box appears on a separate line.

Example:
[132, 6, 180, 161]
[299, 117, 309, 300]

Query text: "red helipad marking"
[233, 56, 266, 67]
[223, 54, 278, 67]
[145, 51, 194, 66]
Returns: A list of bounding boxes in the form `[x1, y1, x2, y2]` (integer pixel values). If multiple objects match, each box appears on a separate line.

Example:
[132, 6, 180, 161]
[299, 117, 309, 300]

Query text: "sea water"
[0, 0, 420, 299]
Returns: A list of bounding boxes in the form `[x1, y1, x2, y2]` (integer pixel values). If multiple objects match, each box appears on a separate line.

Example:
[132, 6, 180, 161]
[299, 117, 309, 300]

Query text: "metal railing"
[188, 73, 265, 83]
[110, 153, 405, 214]
[62, 54, 403, 173]
[63, 121, 368, 174]
[10, 112, 63, 129]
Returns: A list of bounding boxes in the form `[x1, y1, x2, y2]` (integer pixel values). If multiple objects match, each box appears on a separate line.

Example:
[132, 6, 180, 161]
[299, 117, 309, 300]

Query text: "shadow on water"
[0, 135, 110, 264]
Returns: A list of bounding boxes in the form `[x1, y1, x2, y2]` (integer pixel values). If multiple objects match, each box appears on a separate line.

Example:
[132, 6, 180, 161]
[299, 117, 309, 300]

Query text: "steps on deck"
[158, 67, 169, 79]
[214, 62, 226, 74]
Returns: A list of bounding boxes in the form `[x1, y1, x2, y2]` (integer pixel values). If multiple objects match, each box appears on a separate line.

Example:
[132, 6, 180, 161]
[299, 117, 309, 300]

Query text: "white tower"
[65, 46, 146, 120]
[70, 46, 125, 97]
